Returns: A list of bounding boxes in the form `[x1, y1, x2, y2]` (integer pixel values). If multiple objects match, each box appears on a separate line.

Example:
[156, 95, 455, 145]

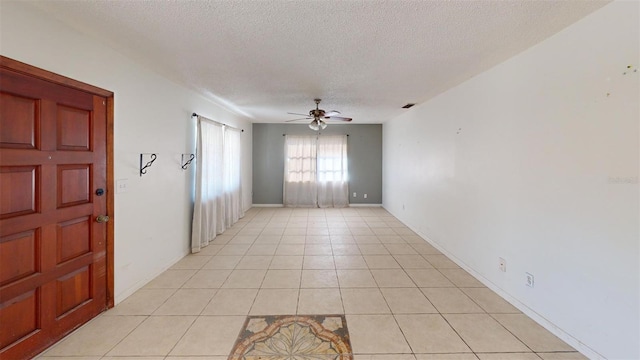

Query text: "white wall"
[0, 2, 253, 303]
[383, 2, 638, 359]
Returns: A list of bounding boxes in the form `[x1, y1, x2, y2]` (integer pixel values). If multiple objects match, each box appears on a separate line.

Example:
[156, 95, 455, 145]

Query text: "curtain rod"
[192, 113, 244, 132]
[283, 134, 349, 136]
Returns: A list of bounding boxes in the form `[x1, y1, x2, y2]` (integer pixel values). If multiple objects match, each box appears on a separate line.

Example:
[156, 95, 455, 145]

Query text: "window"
[285, 135, 317, 183]
[284, 135, 348, 207]
[191, 117, 244, 252]
[317, 136, 348, 182]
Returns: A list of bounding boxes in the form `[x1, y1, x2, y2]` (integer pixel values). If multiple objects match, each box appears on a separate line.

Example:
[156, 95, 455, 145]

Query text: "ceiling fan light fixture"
[309, 119, 320, 131]
[308, 119, 327, 131]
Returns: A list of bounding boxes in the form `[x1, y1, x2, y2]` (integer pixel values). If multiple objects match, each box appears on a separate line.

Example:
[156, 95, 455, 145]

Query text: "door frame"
[0, 55, 115, 308]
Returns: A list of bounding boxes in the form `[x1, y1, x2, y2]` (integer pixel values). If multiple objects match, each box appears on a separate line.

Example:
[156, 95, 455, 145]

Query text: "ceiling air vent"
[402, 103, 415, 109]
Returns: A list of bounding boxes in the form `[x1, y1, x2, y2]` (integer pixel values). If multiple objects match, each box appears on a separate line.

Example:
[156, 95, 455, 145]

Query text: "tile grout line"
[484, 311, 538, 355]
[160, 315, 198, 358]
[103, 314, 153, 358]
[295, 229, 306, 315]
[439, 311, 478, 357]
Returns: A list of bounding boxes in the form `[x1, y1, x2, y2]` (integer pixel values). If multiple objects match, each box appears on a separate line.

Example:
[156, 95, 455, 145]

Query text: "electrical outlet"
[353, 192, 357, 197]
[526, 272, 534, 287]
[499, 257, 506, 272]
[364, 194, 368, 199]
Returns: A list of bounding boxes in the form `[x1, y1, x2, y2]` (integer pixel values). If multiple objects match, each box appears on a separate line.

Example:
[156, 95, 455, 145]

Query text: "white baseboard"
[382, 206, 605, 360]
[113, 250, 188, 305]
[251, 203, 383, 208]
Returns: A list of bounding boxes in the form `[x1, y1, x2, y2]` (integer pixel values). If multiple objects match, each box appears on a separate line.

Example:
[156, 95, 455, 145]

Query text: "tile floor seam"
[400, 263, 421, 290]
[438, 312, 477, 354]
[459, 288, 492, 315]
[485, 312, 538, 354]
[174, 268, 200, 289]
[157, 315, 198, 358]
[337, 285, 346, 317]
[148, 287, 180, 316]
[253, 264, 269, 289]
[102, 314, 153, 357]
[296, 261, 303, 314]
[382, 291, 417, 356]
[195, 288, 219, 317]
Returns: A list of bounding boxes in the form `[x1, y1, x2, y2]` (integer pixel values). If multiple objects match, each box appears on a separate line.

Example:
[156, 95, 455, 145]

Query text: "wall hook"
[140, 153, 157, 176]
[181, 153, 195, 170]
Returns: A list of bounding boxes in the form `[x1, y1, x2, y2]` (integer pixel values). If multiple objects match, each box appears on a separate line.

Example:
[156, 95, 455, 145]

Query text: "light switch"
[116, 179, 129, 193]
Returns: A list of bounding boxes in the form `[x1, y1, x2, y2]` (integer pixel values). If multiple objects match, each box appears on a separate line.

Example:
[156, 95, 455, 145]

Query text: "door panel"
[0, 230, 38, 286]
[0, 166, 38, 219]
[56, 216, 91, 264]
[0, 290, 39, 349]
[0, 63, 110, 359]
[56, 104, 91, 151]
[55, 266, 91, 317]
[0, 92, 38, 150]
[57, 165, 91, 207]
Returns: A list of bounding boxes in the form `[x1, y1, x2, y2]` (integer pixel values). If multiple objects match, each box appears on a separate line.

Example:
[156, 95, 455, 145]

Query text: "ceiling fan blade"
[324, 116, 352, 122]
[286, 117, 312, 122]
[287, 112, 310, 117]
[324, 110, 341, 117]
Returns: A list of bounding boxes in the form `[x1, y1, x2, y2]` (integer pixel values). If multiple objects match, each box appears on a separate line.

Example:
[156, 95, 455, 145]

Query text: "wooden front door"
[0, 57, 113, 359]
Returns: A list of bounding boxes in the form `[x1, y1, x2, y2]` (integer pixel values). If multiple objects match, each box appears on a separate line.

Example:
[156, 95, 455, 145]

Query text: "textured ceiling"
[31, 0, 609, 124]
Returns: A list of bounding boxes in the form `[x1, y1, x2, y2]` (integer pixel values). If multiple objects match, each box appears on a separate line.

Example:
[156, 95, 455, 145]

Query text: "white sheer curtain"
[192, 117, 244, 253]
[283, 135, 317, 207]
[283, 134, 349, 208]
[191, 119, 224, 252]
[223, 127, 244, 225]
[317, 135, 349, 208]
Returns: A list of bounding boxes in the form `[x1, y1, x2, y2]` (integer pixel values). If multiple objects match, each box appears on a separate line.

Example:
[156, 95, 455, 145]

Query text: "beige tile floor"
[38, 207, 586, 360]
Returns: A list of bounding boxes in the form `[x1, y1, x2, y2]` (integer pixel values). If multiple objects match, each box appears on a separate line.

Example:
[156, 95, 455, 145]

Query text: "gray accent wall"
[252, 123, 382, 205]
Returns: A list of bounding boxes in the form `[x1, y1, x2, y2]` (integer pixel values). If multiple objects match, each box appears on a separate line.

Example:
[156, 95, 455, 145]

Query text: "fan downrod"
[310, 98, 324, 117]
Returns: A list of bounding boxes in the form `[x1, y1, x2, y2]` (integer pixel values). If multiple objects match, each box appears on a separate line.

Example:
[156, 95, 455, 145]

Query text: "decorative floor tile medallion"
[229, 315, 353, 360]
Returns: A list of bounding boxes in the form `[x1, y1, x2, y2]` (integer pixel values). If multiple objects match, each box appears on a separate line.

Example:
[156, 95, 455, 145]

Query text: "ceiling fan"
[286, 98, 352, 130]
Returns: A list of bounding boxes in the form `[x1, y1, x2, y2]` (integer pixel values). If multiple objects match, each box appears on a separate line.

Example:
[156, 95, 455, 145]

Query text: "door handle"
[96, 215, 110, 223]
